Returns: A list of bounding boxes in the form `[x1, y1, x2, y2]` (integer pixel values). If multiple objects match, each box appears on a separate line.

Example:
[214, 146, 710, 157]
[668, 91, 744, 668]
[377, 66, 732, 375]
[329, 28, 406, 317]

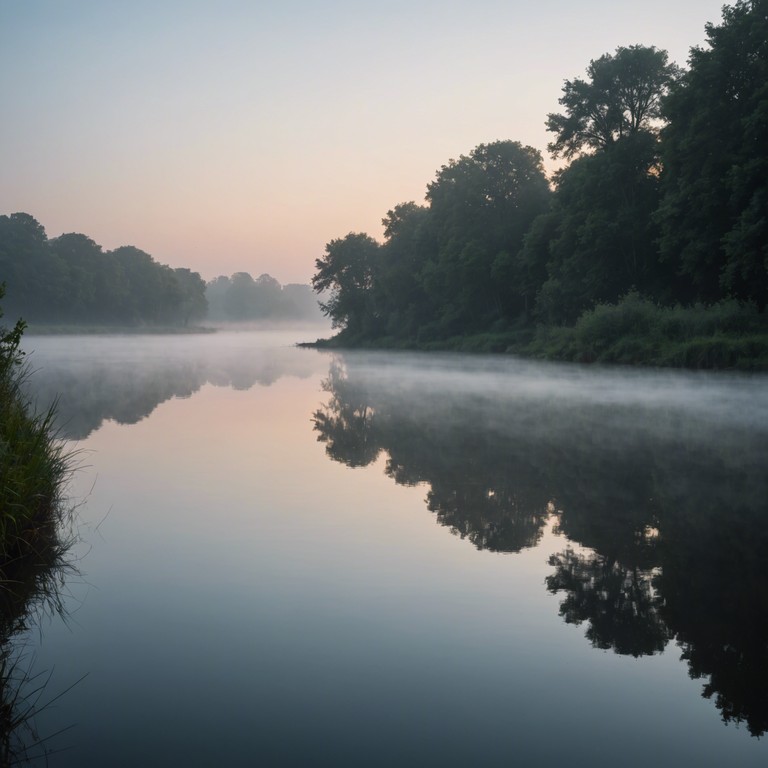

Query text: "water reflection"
[0, 520, 75, 764]
[313, 353, 768, 736]
[21, 332, 327, 439]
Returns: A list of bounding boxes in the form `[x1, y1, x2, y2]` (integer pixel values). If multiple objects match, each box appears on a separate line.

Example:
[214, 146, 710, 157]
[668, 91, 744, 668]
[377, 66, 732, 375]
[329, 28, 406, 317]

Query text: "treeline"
[0, 213, 324, 328]
[206, 272, 324, 323]
[312, 1, 768, 365]
[0, 213, 207, 327]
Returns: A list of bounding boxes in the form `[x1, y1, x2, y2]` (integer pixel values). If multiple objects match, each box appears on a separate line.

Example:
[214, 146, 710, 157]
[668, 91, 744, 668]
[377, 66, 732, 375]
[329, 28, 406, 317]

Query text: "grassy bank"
[303, 295, 768, 371]
[1, 298, 71, 563]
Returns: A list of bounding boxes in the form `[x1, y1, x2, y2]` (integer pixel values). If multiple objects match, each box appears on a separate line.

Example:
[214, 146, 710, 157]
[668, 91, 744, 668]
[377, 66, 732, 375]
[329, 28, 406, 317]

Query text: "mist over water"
[14, 333, 768, 766]
[22, 330, 329, 439]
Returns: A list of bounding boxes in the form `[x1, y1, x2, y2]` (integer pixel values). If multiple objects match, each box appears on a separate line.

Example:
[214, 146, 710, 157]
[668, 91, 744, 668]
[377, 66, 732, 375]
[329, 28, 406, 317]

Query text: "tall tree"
[311, 233, 381, 335]
[535, 133, 671, 323]
[111, 245, 180, 324]
[546, 45, 680, 159]
[536, 45, 679, 322]
[251, 273, 283, 318]
[50, 233, 119, 321]
[657, 0, 768, 307]
[173, 267, 208, 326]
[0, 213, 62, 320]
[376, 202, 434, 337]
[424, 140, 550, 333]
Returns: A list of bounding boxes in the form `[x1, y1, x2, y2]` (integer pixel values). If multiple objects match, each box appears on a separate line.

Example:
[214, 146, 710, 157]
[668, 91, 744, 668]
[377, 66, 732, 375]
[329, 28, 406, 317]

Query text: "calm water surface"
[12, 331, 768, 766]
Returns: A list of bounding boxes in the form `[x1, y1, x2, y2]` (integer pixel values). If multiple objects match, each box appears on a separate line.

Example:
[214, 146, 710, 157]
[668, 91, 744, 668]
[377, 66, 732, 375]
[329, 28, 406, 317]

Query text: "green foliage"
[535, 133, 669, 324]
[546, 45, 680, 159]
[312, 233, 381, 331]
[528, 293, 768, 368]
[0, 287, 70, 559]
[304, 6, 768, 366]
[0, 214, 208, 327]
[376, 203, 435, 338]
[310, 141, 550, 341]
[657, 0, 768, 306]
[424, 141, 551, 332]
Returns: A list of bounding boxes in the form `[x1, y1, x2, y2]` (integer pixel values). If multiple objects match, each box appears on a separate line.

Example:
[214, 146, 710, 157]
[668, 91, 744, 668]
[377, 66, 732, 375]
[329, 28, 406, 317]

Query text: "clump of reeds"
[0, 285, 79, 764]
[0, 285, 73, 564]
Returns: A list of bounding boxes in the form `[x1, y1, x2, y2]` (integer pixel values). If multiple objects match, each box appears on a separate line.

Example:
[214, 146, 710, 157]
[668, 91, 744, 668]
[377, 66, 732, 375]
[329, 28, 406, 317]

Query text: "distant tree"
[0, 214, 211, 326]
[657, 0, 768, 307]
[205, 273, 323, 322]
[111, 245, 180, 324]
[50, 233, 120, 321]
[281, 283, 324, 321]
[225, 272, 258, 320]
[546, 45, 680, 159]
[205, 275, 232, 320]
[0, 213, 63, 320]
[173, 268, 207, 325]
[251, 273, 282, 318]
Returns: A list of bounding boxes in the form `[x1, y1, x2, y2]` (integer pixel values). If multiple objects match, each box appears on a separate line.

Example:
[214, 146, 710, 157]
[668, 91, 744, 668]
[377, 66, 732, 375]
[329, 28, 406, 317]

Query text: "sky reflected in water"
[17, 332, 768, 767]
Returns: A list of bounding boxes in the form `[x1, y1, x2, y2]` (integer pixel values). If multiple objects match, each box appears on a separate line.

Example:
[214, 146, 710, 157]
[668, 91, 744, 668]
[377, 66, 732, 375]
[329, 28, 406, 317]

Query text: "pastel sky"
[1, 0, 725, 284]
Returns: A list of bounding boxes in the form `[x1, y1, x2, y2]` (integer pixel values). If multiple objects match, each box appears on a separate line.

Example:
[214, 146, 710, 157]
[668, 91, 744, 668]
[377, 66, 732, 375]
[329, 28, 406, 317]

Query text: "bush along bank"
[522, 294, 768, 370]
[0, 286, 71, 566]
[306, 293, 768, 371]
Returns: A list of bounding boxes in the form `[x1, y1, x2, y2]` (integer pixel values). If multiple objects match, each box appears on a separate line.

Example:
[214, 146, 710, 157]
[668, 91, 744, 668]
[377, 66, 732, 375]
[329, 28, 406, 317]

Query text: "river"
[11, 330, 768, 766]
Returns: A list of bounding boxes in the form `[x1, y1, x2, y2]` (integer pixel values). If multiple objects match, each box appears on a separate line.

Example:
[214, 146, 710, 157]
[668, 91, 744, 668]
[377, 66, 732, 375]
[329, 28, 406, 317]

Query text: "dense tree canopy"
[312, 233, 381, 332]
[657, 0, 768, 307]
[312, 141, 550, 339]
[534, 132, 671, 323]
[424, 141, 551, 331]
[546, 45, 680, 159]
[311, 5, 766, 355]
[0, 214, 207, 326]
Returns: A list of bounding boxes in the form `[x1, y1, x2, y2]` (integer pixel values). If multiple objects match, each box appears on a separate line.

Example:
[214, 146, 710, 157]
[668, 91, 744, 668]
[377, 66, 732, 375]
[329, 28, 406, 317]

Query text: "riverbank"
[301, 295, 768, 371]
[0, 307, 70, 564]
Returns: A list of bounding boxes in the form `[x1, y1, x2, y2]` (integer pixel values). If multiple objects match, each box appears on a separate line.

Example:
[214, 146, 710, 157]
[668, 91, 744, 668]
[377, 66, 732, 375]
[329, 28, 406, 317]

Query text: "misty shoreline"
[299, 325, 768, 372]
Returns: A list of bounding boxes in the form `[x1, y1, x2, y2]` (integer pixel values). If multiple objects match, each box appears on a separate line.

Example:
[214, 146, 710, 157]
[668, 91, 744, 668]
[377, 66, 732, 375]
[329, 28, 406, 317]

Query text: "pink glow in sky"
[1, 1, 725, 284]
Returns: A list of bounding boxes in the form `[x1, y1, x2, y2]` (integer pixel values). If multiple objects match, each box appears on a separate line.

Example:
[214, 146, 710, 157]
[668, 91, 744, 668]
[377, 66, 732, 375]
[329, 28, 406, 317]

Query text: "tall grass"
[527, 293, 768, 369]
[0, 288, 79, 761]
[1, 290, 72, 563]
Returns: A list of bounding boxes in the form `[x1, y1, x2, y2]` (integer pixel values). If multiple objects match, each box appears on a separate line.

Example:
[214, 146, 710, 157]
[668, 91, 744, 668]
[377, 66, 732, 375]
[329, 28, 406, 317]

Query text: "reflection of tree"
[312, 361, 380, 467]
[656, 502, 768, 737]
[0, 517, 76, 763]
[546, 444, 768, 733]
[427, 478, 548, 553]
[313, 354, 768, 736]
[22, 340, 324, 439]
[547, 549, 670, 657]
[313, 360, 552, 553]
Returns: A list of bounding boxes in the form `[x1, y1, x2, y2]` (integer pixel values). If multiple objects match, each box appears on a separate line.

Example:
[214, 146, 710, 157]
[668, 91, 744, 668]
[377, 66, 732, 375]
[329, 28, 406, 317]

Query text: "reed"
[1, 287, 73, 564]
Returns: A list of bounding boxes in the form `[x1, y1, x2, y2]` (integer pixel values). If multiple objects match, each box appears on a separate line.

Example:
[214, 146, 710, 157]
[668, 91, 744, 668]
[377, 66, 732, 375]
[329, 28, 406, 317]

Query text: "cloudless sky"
[1, 0, 726, 283]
